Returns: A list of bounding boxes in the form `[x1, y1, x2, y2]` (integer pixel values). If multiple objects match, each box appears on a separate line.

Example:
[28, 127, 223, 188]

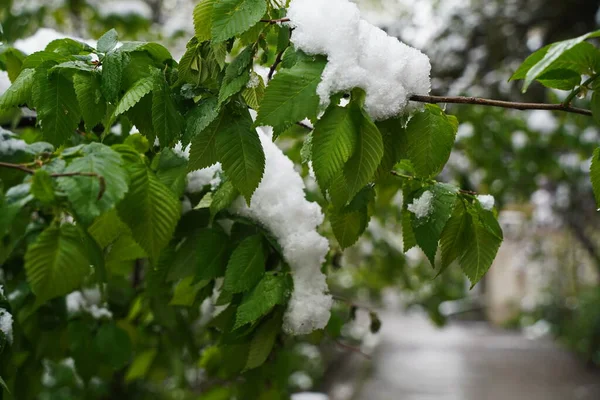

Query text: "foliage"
[1, 0, 600, 398]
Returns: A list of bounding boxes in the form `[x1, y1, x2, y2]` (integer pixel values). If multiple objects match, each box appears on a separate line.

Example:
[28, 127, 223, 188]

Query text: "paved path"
[355, 313, 600, 400]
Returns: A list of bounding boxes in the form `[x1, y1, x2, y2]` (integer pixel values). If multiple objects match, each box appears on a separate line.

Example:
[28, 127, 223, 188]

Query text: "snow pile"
[96, 1, 153, 20]
[13, 28, 96, 55]
[407, 191, 434, 219]
[229, 128, 332, 335]
[0, 308, 13, 344]
[477, 194, 495, 211]
[286, 0, 431, 120]
[66, 287, 112, 320]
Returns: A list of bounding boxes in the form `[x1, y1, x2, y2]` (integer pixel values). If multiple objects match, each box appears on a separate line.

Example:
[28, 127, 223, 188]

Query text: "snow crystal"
[229, 128, 332, 335]
[286, 0, 431, 120]
[13, 28, 96, 55]
[96, 1, 153, 20]
[0, 309, 13, 344]
[66, 288, 112, 320]
[477, 194, 495, 211]
[526, 110, 558, 135]
[407, 191, 434, 219]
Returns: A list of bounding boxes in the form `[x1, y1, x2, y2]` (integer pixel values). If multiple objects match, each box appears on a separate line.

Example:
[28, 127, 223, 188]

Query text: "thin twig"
[563, 73, 600, 106]
[0, 162, 106, 200]
[268, 50, 285, 81]
[330, 337, 372, 359]
[260, 18, 291, 24]
[410, 94, 592, 116]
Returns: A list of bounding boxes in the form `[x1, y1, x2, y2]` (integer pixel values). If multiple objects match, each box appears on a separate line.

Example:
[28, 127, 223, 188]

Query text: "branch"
[0, 162, 106, 200]
[409, 94, 592, 117]
[268, 50, 285, 81]
[260, 18, 290, 24]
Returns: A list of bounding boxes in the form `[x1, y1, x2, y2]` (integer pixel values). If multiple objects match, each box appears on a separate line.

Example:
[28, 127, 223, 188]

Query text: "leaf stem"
[562, 73, 600, 106]
[409, 94, 592, 116]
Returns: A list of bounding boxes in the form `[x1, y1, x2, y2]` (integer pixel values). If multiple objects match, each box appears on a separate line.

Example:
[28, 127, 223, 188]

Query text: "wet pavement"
[355, 313, 600, 400]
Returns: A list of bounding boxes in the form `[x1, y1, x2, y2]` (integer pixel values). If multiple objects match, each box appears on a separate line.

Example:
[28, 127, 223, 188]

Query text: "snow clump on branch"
[407, 191, 434, 219]
[477, 194, 495, 211]
[230, 128, 332, 335]
[286, 0, 431, 120]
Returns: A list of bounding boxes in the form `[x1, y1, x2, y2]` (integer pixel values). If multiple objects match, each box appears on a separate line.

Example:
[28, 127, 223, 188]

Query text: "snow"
[291, 393, 329, 400]
[407, 191, 434, 219]
[66, 287, 112, 320]
[526, 110, 558, 135]
[247, 72, 260, 89]
[289, 371, 313, 390]
[173, 142, 223, 193]
[286, 0, 431, 120]
[96, 1, 153, 20]
[229, 128, 332, 335]
[0, 308, 13, 344]
[13, 28, 96, 55]
[0, 129, 28, 155]
[511, 131, 528, 149]
[477, 194, 495, 211]
[0, 71, 11, 96]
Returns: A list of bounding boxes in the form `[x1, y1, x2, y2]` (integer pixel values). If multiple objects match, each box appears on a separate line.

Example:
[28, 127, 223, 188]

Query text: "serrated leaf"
[97, 29, 119, 54]
[189, 110, 225, 171]
[95, 323, 132, 370]
[242, 73, 265, 109]
[410, 184, 458, 266]
[21, 51, 69, 70]
[210, 180, 239, 220]
[330, 208, 367, 249]
[88, 209, 128, 248]
[183, 97, 220, 145]
[590, 147, 600, 207]
[374, 117, 405, 181]
[235, 274, 287, 328]
[117, 158, 181, 260]
[73, 71, 107, 131]
[153, 148, 188, 197]
[193, 0, 215, 41]
[105, 234, 147, 274]
[152, 76, 184, 148]
[0, 68, 35, 110]
[459, 207, 503, 287]
[57, 143, 129, 225]
[31, 169, 55, 203]
[32, 65, 81, 146]
[170, 276, 210, 306]
[211, 0, 267, 42]
[24, 224, 91, 303]
[118, 42, 172, 64]
[439, 200, 469, 272]
[102, 50, 130, 103]
[343, 106, 384, 201]
[401, 208, 417, 252]
[536, 68, 581, 90]
[215, 109, 265, 203]
[245, 313, 281, 370]
[256, 58, 326, 134]
[399, 105, 457, 178]
[312, 106, 357, 192]
[114, 75, 154, 116]
[218, 46, 254, 104]
[224, 234, 266, 293]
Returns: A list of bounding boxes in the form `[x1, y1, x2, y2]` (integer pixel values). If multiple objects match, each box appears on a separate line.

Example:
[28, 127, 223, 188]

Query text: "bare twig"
[268, 50, 285, 81]
[260, 18, 291, 24]
[563, 73, 600, 106]
[409, 94, 592, 116]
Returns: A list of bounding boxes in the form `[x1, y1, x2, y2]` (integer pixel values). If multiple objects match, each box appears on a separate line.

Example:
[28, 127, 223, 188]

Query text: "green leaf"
[32, 65, 82, 146]
[97, 29, 119, 54]
[342, 106, 384, 201]
[215, 109, 265, 203]
[117, 157, 181, 260]
[459, 207, 503, 287]
[73, 71, 107, 131]
[31, 169, 55, 203]
[170, 276, 210, 306]
[439, 200, 469, 272]
[590, 147, 600, 207]
[196, 228, 230, 280]
[0, 68, 35, 110]
[189, 110, 225, 171]
[520, 30, 600, 92]
[183, 97, 220, 146]
[57, 143, 130, 225]
[399, 105, 457, 178]
[114, 75, 155, 117]
[118, 42, 172, 64]
[21, 51, 69, 70]
[24, 224, 91, 303]
[224, 234, 266, 293]
[125, 349, 157, 382]
[153, 149, 188, 197]
[211, 0, 267, 42]
[218, 46, 254, 104]
[536, 68, 581, 90]
[242, 73, 265, 109]
[105, 234, 147, 274]
[256, 58, 326, 134]
[88, 209, 128, 249]
[312, 106, 357, 192]
[591, 92, 600, 126]
[95, 323, 132, 370]
[102, 50, 130, 103]
[193, 0, 216, 41]
[374, 117, 405, 181]
[245, 313, 281, 370]
[235, 274, 288, 328]
[401, 208, 417, 252]
[152, 76, 184, 148]
[410, 184, 458, 266]
[210, 180, 239, 220]
[330, 208, 368, 249]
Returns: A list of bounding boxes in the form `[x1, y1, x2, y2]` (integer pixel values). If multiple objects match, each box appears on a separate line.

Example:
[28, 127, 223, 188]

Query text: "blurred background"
[2, 0, 600, 399]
